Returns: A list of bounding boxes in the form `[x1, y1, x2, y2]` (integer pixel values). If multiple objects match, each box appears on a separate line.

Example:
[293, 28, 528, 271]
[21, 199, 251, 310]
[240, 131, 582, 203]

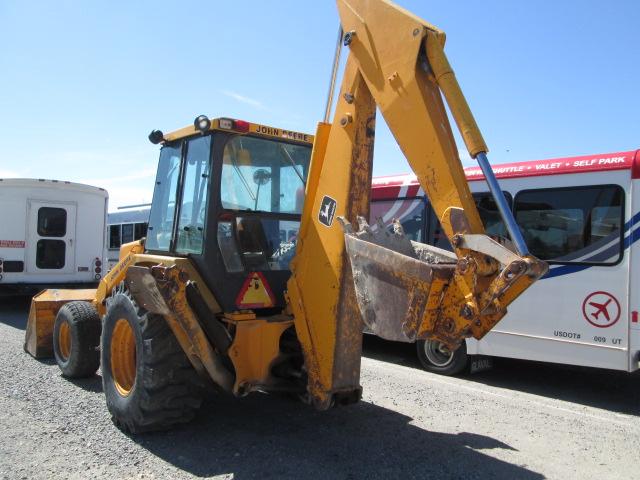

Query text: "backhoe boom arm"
[287, 0, 547, 409]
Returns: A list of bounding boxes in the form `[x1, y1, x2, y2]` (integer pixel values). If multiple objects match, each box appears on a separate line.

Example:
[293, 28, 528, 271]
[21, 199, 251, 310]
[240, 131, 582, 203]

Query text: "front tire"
[416, 339, 468, 376]
[53, 301, 101, 378]
[101, 292, 204, 433]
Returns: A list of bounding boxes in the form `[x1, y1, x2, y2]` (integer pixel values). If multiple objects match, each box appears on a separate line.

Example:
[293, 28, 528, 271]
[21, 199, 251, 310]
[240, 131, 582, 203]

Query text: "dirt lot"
[1, 296, 639, 479]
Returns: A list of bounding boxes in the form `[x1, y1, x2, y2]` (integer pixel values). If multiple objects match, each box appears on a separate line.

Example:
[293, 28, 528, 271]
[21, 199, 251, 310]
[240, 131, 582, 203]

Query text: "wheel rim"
[424, 340, 454, 367]
[111, 318, 136, 397]
[58, 321, 72, 361]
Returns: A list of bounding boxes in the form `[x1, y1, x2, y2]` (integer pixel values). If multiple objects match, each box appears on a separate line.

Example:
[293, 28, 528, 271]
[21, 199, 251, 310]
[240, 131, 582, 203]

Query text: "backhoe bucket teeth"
[341, 217, 457, 343]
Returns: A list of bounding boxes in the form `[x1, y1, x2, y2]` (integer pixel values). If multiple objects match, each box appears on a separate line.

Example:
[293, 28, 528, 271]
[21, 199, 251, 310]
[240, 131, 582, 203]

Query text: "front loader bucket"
[24, 289, 97, 358]
[342, 217, 457, 343]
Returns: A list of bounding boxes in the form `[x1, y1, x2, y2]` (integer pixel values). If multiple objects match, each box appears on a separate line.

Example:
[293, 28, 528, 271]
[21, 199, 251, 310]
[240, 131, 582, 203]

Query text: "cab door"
[26, 200, 77, 274]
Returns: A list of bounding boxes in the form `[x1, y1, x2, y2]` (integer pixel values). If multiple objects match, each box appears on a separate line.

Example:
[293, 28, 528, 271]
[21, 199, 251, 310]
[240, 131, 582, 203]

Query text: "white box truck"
[0, 178, 108, 294]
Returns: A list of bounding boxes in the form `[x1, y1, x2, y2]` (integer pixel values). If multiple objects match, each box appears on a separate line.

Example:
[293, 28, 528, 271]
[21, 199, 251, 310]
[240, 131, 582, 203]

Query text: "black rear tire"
[53, 301, 101, 378]
[416, 339, 468, 376]
[101, 291, 204, 433]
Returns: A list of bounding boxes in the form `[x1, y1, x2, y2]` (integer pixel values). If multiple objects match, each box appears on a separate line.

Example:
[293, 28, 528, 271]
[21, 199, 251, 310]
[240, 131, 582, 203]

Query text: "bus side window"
[427, 204, 453, 251]
[514, 185, 623, 264]
[369, 197, 426, 242]
[427, 192, 512, 251]
[134, 222, 148, 240]
[109, 225, 121, 249]
[122, 224, 134, 244]
[473, 192, 512, 240]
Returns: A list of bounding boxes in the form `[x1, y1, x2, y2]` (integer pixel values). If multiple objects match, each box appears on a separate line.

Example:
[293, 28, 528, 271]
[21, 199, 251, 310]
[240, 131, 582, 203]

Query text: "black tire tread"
[53, 301, 101, 378]
[102, 292, 204, 433]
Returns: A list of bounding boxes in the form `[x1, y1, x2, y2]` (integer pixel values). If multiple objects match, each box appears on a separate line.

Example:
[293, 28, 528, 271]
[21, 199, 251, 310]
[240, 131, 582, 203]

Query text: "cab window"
[146, 143, 182, 251]
[220, 136, 310, 214]
[175, 136, 211, 255]
[218, 135, 311, 272]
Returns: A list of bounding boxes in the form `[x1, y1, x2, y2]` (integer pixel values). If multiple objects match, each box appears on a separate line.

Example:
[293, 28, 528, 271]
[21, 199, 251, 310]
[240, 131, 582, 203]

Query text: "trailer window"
[36, 239, 65, 269]
[37, 207, 66, 237]
[109, 225, 121, 249]
[514, 185, 623, 264]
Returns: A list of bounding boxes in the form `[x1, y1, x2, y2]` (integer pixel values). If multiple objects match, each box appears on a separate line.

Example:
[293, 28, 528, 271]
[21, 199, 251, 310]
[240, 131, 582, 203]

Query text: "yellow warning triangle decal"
[235, 272, 275, 309]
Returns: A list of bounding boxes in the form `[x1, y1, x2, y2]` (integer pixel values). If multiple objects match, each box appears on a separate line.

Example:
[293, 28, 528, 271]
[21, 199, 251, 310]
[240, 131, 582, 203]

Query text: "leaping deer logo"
[320, 202, 331, 220]
[318, 196, 336, 227]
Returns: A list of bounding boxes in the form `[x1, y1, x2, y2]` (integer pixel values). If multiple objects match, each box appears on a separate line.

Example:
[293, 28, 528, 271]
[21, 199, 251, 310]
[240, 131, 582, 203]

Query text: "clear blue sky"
[1, 1, 638, 209]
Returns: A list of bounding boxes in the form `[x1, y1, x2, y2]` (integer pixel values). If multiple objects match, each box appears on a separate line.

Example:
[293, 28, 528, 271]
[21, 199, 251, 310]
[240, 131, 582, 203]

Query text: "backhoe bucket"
[342, 217, 457, 343]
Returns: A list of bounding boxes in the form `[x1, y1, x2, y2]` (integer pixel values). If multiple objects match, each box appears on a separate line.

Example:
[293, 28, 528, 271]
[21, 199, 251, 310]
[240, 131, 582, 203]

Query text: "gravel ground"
[1, 295, 639, 479]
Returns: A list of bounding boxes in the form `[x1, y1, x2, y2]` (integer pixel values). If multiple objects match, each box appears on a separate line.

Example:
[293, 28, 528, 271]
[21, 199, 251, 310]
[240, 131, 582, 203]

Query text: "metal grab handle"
[323, 26, 344, 123]
[475, 152, 529, 256]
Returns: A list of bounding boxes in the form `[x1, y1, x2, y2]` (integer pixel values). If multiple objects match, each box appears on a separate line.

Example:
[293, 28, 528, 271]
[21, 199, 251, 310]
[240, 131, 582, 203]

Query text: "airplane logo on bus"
[582, 291, 620, 328]
[589, 299, 612, 321]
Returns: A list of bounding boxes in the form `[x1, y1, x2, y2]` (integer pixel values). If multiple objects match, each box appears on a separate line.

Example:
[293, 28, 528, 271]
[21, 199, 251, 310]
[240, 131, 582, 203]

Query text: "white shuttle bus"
[371, 149, 640, 375]
[106, 204, 150, 270]
[0, 179, 108, 294]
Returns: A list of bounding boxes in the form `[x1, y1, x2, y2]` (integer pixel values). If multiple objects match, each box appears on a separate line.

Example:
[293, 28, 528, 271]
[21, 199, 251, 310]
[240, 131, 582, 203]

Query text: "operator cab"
[146, 116, 313, 312]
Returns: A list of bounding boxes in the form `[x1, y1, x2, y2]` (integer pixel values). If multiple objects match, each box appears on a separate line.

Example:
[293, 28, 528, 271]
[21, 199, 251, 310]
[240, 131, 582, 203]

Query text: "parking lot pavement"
[1, 297, 638, 479]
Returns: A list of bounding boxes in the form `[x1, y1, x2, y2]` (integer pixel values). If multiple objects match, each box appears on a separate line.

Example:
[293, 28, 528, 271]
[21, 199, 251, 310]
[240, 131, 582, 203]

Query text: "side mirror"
[253, 168, 271, 186]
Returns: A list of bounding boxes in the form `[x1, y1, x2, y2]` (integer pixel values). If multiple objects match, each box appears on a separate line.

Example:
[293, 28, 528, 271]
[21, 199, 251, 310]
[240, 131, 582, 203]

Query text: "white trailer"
[0, 179, 108, 294]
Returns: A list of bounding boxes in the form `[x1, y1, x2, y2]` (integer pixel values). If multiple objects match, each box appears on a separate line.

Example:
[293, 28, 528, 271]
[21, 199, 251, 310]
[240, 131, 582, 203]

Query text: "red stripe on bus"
[371, 185, 402, 200]
[372, 150, 639, 189]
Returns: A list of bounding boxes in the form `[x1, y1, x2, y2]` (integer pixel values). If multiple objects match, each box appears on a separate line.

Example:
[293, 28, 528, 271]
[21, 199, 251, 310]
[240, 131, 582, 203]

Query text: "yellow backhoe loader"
[24, 0, 547, 432]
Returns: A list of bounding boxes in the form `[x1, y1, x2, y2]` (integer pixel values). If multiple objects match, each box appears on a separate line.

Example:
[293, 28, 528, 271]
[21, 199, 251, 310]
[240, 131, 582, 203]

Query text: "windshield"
[146, 137, 213, 254]
[220, 136, 311, 214]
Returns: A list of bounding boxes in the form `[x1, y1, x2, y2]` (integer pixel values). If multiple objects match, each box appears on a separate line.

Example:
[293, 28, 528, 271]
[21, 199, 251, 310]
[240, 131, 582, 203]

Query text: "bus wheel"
[53, 301, 101, 378]
[416, 339, 468, 376]
[101, 291, 204, 433]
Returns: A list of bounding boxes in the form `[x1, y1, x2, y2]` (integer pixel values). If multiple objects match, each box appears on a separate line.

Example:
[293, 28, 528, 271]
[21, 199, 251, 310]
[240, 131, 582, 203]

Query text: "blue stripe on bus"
[542, 210, 640, 280]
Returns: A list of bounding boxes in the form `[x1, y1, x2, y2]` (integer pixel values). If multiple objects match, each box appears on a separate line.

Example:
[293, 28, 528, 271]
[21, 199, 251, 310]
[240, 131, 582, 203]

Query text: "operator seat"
[236, 217, 272, 269]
